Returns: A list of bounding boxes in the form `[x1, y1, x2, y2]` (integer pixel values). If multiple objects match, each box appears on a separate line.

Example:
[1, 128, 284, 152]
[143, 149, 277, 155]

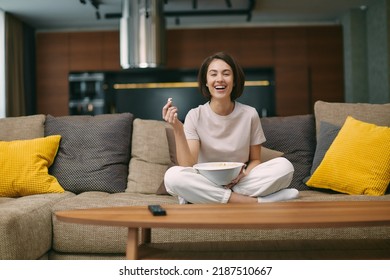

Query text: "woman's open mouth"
[215, 85, 226, 91]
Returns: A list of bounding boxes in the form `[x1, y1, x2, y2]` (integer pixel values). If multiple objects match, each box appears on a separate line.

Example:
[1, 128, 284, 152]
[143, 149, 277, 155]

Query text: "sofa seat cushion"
[51, 191, 390, 255]
[51, 192, 178, 254]
[0, 192, 74, 259]
[296, 190, 390, 202]
[49, 239, 390, 260]
[152, 191, 390, 244]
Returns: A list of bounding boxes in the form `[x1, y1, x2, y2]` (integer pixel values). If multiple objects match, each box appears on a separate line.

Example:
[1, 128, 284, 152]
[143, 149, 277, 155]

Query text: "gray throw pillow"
[45, 113, 134, 194]
[307, 121, 341, 179]
[260, 114, 316, 191]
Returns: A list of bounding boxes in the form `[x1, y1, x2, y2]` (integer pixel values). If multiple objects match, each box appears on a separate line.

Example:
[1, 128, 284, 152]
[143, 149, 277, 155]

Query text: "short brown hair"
[197, 52, 245, 101]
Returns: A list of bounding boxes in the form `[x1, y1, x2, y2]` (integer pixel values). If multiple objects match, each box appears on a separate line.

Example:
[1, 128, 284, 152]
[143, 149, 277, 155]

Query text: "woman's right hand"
[162, 98, 182, 127]
[162, 98, 197, 167]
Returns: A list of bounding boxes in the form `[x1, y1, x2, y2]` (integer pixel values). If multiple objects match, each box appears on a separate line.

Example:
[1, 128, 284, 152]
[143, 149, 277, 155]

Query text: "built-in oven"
[68, 72, 109, 115]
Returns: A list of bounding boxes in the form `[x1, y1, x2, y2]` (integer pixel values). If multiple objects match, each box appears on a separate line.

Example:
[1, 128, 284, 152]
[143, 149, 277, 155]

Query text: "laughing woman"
[162, 52, 298, 204]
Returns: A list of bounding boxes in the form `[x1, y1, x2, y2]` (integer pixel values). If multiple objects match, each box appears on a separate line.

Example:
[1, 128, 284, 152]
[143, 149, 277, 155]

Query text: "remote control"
[148, 205, 167, 216]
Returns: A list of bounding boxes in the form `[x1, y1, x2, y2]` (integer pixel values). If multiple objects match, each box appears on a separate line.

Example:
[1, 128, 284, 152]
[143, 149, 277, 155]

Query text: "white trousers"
[164, 157, 294, 204]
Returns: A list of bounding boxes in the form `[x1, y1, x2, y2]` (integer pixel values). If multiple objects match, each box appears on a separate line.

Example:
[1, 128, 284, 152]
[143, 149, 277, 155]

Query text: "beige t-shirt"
[184, 102, 266, 163]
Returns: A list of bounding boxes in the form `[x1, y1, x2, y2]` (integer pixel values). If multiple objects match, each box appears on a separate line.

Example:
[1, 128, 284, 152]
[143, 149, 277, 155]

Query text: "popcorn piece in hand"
[167, 98, 177, 120]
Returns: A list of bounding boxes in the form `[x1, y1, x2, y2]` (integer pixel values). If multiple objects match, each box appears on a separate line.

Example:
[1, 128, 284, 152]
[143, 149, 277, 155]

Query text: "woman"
[162, 52, 298, 204]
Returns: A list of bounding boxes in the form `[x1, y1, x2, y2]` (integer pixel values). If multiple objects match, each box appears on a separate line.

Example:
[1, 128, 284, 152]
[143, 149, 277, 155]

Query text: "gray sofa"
[1, 101, 389, 260]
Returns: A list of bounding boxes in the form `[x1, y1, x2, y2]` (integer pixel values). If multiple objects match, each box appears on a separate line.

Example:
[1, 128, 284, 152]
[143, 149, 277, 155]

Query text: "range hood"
[120, 0, 166, 69]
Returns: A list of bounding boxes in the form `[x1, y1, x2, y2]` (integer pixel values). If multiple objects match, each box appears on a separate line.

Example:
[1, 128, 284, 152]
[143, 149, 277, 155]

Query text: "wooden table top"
[55, 201, 390, 230]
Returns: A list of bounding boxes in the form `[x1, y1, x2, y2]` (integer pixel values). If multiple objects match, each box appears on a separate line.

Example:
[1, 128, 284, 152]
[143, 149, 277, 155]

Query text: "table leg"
[126, 228, 139, 260]
[141, 228, 151, 244]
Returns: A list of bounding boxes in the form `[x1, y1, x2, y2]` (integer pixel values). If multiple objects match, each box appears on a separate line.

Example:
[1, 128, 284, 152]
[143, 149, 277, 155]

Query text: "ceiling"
[0, 0, 375, 31]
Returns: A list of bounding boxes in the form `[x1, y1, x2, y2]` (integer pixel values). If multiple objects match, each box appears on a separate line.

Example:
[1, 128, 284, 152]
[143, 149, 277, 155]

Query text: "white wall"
[0, 10, 5, 118]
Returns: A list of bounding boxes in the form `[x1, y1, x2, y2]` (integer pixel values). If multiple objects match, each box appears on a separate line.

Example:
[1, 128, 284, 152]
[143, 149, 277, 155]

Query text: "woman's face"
[206, 59, 234, 101]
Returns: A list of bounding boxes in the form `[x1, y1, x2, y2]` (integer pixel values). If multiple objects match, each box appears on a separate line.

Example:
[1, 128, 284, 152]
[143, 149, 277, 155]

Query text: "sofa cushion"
[304, 121, 341, 183]
[0, 135, 64, 197]
[0, 114, 45, 140]
[307, 117, 390, 196]
[51, 192, 178, 254]
[156, 124, 177, 195]
[0, 192, 74, 259]
[45, 113, 134, 194]
[260, 115, 316, 191]
[127, 119, 177, 194]
[311, 101, 390, 194]
[314, 101, 390, 139]
[260, 147, 284, 162]
[51, 191, 390, 256]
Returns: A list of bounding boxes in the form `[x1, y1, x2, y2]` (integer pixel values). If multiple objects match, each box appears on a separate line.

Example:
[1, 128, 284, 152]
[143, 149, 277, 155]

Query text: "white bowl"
[193, 162, 245, 186]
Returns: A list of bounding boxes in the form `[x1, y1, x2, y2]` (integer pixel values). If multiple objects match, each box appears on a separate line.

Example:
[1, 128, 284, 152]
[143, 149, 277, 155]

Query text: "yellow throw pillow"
[0, 135, 64, 197]
[307, 116, 390, 196]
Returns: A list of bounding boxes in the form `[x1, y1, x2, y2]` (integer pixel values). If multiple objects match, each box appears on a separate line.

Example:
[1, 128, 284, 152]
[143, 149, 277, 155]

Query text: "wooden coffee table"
[55, 201, 390, 259]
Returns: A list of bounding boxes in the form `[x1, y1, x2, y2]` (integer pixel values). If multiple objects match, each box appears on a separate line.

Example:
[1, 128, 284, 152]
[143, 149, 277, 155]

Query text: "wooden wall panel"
[273, 27, 310, 115]
[201, 28, 243, 59]
[69, 32, 103, 71]
[275, 66, 310, 115]
[102, 31, 121, 71]
[274, 27, 308, 66]
[166, 29, 207, 68]
[35, 26, 344, 117]
[236, 28, 274, 67]
[307, 26, 344, 106]
[310, 65, 345, 102]
[166, 27, 275, 68]
[36, 32, 69, 116]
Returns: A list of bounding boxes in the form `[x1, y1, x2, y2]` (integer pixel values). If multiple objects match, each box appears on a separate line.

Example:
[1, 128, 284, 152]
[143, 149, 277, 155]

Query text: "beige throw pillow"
[127, 119, 177, 194]
[0, 114, 46, 140]
[261, 146, 283, 162]
[314, 101, 390, 139]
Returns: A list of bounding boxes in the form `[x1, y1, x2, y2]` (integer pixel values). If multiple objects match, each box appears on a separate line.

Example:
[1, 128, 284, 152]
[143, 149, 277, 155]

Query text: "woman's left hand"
[224, 166, 246, 189]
